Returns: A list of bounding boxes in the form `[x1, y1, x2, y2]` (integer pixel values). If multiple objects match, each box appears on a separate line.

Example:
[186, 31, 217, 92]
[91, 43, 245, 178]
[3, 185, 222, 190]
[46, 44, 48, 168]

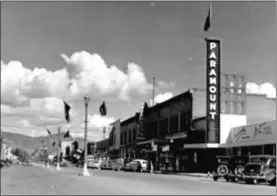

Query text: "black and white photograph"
[1, 1, 276, 195]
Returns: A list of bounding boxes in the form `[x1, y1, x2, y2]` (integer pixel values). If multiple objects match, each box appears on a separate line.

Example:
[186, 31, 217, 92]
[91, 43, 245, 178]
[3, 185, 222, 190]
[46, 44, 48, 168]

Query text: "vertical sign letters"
[206, 38, 221, 143]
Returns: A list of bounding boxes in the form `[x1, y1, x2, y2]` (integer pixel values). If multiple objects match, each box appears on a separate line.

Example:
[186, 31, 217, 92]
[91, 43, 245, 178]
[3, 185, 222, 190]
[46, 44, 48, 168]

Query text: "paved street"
[1, 165, 276, 195]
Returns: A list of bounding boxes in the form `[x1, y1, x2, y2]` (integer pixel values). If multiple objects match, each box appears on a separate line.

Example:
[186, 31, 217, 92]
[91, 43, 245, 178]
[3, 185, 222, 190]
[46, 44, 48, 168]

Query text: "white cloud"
[16, 119, 32, 128]
[86, 114, 116, 129]
[61, 51, 152, 101]
[157, 80, 175, 89]
[150, 92, 174, 106]
[246, 82, 276, 98]
[1, 61, 70, 107]
[1, 52, 172, 138]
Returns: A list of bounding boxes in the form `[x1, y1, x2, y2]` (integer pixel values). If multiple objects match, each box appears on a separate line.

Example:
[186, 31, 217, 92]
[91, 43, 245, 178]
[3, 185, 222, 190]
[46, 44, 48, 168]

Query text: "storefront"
[222, 120, 276, 156]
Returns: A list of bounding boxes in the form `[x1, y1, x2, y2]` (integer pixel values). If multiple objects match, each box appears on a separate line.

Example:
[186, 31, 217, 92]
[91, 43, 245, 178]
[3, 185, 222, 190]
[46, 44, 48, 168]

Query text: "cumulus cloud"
[150, 92, 174, 106]
[1, 51, 173, 138]
[246, 82, 276, 98]
[157, 80, 175, 89]
[16, 119, 32, 128]
[86, 114, 116, 129]
[62, 51, 152, 101]
[1, 61, 70, 107]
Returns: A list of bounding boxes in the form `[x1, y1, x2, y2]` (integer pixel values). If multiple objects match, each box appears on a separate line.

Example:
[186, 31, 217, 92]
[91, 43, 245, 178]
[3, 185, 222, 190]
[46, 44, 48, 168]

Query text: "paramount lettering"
[206, 38, 221, 143]
[207, 41, 219, 121]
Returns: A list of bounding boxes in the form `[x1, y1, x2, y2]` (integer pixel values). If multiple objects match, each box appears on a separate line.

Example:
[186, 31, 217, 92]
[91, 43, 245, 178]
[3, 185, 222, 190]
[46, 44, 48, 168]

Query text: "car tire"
[245, 179, 253, 184]
[269, 177, 276, 186]
[213, 176, 219, 181]
[234, 165, 244, 175]
[217, 164, 229, 176]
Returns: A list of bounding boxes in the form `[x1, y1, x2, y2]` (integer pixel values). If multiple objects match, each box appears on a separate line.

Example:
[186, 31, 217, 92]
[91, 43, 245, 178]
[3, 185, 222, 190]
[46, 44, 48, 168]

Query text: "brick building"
[136, 90, 193, 171]
[95, 139, 109, 160]
[120, 116, 138, 159]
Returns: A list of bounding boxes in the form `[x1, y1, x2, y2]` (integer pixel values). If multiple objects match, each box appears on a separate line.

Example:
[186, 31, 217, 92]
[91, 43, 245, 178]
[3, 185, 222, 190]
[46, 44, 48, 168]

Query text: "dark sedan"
[243, 155, 276, 186]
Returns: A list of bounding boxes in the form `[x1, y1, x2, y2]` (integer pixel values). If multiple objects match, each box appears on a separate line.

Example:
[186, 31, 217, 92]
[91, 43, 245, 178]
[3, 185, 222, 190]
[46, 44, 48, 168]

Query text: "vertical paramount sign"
[206, 38, 221, 143]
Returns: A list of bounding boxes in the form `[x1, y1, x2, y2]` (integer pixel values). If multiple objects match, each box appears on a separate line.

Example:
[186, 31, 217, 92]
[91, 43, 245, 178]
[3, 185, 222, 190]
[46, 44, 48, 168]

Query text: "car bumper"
[243, 175, 266, 180]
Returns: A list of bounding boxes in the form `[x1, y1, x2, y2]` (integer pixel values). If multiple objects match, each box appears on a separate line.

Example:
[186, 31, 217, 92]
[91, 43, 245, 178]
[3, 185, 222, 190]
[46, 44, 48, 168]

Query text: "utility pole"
[47, 134, 50, 167]
[56, 127, 61, 170]
[82, 94, 90, 176]
[152, 77, 155, 106]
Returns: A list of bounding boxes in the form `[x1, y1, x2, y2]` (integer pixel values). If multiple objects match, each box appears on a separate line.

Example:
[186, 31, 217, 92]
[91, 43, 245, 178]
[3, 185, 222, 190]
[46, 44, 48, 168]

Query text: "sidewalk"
[153, 170, 209, 179]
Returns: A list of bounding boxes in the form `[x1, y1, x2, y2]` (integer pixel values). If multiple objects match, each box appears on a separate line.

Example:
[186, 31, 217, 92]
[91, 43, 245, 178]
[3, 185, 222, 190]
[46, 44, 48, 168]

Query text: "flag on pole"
[63, 101, 71, 123]
[204, 4, 211, 32]
[64, 130, 70, 138]
[46, 129, 51, 136]
[99, 101, 107, 116]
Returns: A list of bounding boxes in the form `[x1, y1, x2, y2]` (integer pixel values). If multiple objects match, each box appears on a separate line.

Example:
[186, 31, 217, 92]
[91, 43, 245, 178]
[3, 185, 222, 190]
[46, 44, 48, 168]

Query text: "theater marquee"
[206, 38, 221, 143]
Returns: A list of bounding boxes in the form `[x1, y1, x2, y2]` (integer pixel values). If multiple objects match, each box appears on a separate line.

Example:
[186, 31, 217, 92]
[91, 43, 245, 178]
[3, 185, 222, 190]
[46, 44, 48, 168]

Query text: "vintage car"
[88, 159, 102, 170]
[213, 155, 250, 182]
[242, 155, 276, 186]
[111, 158, 125, 171]
[124, 161, 143, 172]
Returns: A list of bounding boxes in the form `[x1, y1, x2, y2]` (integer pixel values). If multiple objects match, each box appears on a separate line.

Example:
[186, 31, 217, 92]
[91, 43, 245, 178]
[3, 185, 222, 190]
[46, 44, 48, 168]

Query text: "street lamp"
[82, 94, 90, 176]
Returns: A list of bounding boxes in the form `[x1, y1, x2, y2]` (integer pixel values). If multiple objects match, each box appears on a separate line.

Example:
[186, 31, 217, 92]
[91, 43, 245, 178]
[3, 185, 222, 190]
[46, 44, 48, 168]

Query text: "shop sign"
[227, 121, 276, 145]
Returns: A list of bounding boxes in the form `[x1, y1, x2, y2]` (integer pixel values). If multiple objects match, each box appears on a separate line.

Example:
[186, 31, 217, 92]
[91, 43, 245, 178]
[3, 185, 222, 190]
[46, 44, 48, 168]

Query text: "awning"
[183, 143, 221, 149]
[220, 140, 276, 148]
[165, 132, 187, 140]
[223, 120, 276, 148]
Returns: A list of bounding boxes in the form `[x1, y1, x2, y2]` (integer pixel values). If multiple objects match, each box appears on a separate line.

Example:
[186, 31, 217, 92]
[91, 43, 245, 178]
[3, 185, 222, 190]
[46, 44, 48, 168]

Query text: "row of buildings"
[93, 87, 276, 173]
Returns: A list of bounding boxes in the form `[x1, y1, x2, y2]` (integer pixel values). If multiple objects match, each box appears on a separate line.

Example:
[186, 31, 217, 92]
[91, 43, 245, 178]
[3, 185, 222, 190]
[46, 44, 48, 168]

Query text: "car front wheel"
[217, 164, 229, 176]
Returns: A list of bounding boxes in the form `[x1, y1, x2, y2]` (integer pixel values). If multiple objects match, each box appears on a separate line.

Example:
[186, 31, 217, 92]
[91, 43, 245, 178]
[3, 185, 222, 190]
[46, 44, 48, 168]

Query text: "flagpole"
[56, 127, 61, 170]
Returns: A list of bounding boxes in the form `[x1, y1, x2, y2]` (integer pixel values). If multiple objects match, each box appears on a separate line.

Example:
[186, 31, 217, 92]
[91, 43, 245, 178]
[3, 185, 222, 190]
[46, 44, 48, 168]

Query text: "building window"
[124, 132, 127, 145]
[133, 129, 136, 141]
[129, 129, 132, 143]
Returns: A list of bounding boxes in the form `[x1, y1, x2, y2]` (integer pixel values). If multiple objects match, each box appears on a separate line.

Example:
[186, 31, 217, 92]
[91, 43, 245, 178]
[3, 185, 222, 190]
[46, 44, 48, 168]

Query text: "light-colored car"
[88, 159, 102, 170]
[132, 159, 148, 172]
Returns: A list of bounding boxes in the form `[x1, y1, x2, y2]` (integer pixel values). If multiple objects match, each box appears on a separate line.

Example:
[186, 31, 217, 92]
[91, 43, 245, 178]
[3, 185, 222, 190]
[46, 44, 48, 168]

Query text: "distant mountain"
[2, 131, 94, 155]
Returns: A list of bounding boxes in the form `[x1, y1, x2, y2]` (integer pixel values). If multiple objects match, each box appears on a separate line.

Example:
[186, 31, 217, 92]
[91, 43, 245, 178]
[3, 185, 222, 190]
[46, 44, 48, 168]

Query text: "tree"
[11, 147, 30, 162]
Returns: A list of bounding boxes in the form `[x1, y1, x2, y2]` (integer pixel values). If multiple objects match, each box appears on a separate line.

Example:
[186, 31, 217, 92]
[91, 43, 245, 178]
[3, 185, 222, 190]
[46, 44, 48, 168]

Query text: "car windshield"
[250, 157, 269, 164]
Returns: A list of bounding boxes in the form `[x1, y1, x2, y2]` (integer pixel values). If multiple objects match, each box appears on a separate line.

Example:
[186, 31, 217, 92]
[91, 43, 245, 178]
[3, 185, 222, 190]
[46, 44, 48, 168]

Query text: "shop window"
[264, 144, 274, 155]
[274, 144, 276, 155]
[241, 147, 250, 155]
[250, 145, 263, 155]
[232, 147, 238, 156]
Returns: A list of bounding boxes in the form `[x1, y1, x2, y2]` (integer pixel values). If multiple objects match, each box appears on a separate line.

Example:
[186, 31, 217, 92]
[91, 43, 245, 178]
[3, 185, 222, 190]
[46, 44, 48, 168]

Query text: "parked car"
[212, 155, 250, 182]
[111, 158, 125, 171]
[131, 159, 149, 172]
[212, 156, 230, 181]
[88, 159, 102, 170]
[100, 160, 113, 170]
[124, 161, 142, 172]
[242, 155, 276, 186]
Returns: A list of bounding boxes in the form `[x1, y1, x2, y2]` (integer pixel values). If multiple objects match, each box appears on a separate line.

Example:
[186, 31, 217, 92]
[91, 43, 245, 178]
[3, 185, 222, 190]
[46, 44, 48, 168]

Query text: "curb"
[153, 171, 208, 179]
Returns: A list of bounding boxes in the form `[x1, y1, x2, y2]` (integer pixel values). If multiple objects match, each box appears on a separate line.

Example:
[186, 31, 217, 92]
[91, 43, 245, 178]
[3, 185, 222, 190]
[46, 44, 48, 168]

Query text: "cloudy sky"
[1, 2, 276, 141]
